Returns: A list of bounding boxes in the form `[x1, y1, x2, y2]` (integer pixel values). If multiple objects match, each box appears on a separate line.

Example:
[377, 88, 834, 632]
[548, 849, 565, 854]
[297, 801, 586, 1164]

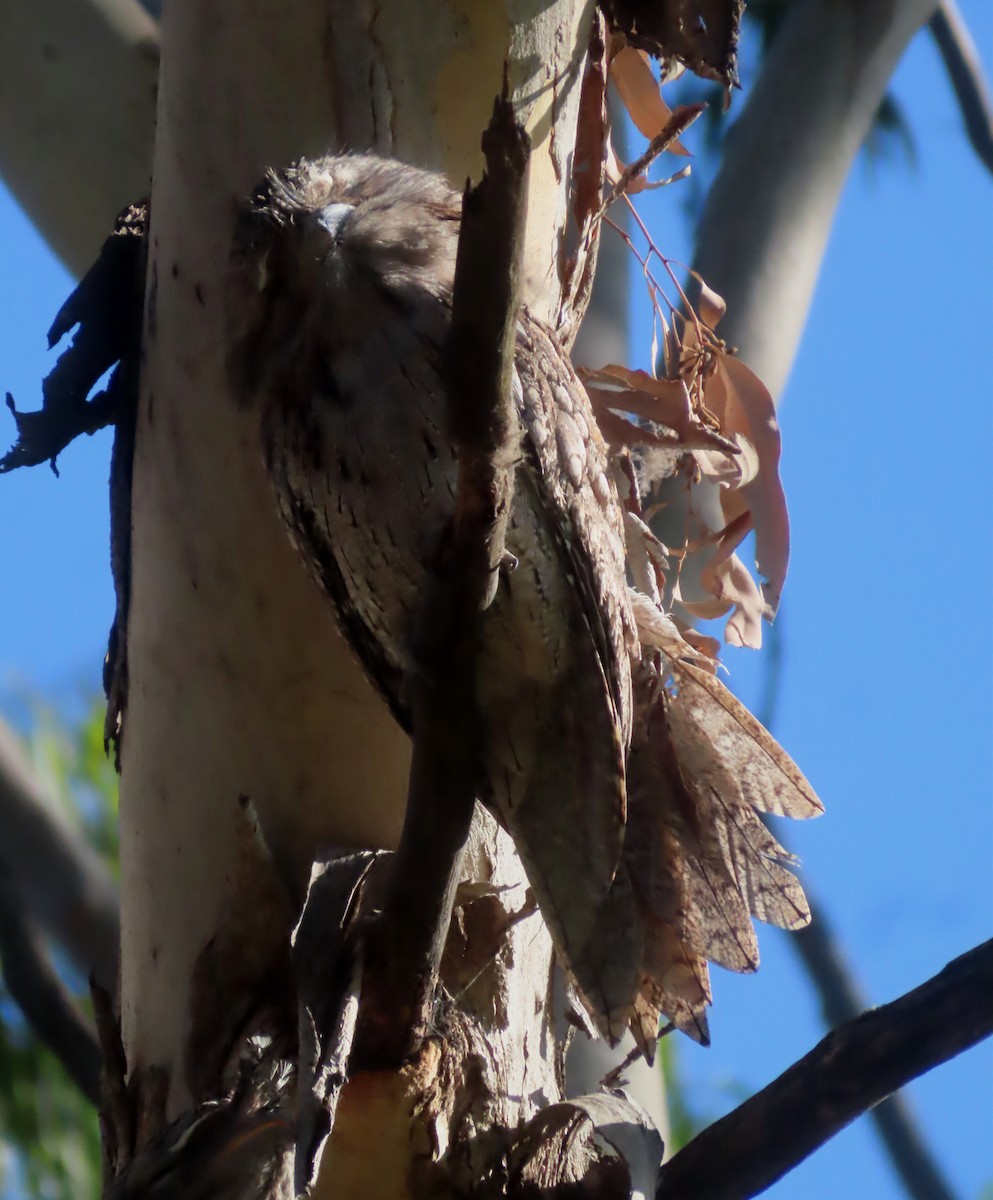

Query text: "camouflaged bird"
[106, 1059, 294, 1200]
[227, 153, 821, 1047]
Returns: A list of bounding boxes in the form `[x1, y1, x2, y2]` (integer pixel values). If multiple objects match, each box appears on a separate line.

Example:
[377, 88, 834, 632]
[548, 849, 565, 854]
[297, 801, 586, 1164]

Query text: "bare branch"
[0, 865, 102, 1105]
[656, 940, 993, 1200]
[0, 719, 119, 988]
[599, 103, 705, 217]
[929, 0, 993, 177]
[354, 96, 530, 1067]
[757, 618, 957, 1200]
[792, 909, 957, 1200]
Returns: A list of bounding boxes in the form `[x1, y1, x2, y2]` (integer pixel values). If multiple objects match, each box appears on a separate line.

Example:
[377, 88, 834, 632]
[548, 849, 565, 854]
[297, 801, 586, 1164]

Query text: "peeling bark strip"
[0, 202, 146, 475]
[355, 95, 532, 1069]
[291, 851, 381, 1193]
[656, 940, 993, 1200]
[598, 0, 743, 89]
[0, 201, 146, 764]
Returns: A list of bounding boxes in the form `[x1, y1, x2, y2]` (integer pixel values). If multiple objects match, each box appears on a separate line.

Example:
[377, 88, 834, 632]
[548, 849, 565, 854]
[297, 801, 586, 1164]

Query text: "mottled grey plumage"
[227, 154, 638, 1024]
[227, 154, 821, 1048]
[107, 1064, 293, 1200]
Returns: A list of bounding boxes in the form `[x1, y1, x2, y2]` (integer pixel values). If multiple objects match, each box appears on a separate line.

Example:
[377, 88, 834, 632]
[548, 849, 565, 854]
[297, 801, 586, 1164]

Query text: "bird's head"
[241, 153, 462, 305]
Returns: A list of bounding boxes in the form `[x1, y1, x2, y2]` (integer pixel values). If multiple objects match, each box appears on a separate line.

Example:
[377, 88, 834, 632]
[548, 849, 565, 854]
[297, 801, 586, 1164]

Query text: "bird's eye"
[317, 203, 354, 242]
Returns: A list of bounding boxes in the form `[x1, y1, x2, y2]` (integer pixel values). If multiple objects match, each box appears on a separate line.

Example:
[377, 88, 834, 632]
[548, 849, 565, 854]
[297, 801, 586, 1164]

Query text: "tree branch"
[757, 618, 957, 1200]
[354, 95, 530, 1067]
[0, 719, 119, 988]
[791, 907, 957, 1200]
[0, 865, 102, 1105]
[656, 940, 993, 1200]
[929, 0, 993, 177]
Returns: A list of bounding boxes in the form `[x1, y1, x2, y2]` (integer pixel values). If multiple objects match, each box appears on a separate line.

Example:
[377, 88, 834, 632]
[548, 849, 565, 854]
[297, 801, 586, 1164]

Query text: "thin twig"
[0, 865, 102, 1105]
[929, 0, 993, 178]
[353, 93, 530, 1068]
[599, 104, 705, 219]
[656, 940, 993, 1200]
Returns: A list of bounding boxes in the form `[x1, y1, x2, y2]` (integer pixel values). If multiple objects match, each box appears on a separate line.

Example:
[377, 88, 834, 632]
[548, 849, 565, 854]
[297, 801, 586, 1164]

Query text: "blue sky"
[1, 7, 991, 1199]
[633, 9, 993, 1199]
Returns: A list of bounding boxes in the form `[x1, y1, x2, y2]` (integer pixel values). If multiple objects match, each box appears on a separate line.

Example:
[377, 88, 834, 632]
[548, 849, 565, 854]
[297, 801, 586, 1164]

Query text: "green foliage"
[24, 702, 119, 872]
[657, 1035, 706, 1153]
[0, 1003, 101, 1200]
[657, 1034, 753, 1158]
[0, 700, 116, 1199]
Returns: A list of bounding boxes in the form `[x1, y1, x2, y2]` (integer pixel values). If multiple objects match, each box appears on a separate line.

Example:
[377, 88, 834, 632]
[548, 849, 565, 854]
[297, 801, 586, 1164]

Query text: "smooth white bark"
[124, 0, 597, 1130]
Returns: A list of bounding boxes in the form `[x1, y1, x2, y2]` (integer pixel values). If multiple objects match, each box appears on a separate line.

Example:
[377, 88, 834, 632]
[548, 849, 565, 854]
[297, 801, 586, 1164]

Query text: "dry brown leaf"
[702, 348, 790, 616]
[582, 364, 736, 453]
[610, 46, 692, 154]
[697, 550, 766, 649]
[605, 139, 693, 195]
[594, 407, 679, 453]
[601, 105, 704, 216]
[695, 279, 727, 327]
[679, 626, 721, 665]
[604, 131, 626, 187]
[606, 135, 669, 196]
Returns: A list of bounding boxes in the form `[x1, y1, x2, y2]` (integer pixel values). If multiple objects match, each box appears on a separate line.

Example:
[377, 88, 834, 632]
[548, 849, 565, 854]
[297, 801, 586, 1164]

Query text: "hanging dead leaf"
[581, 363, 736, 453]
[610, 45, 692, 155]
[600, 104, 704, 216]
[695, 279, 727, 328]
[701, 346, 790, 617]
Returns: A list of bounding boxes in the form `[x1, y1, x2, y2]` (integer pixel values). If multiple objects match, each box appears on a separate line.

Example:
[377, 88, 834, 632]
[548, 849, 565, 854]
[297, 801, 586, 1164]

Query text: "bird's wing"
[475, 314, 638, 1033]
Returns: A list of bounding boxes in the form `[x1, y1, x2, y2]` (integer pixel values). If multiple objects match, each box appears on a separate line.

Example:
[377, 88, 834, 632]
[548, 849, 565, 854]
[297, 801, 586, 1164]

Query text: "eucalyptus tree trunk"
[120, 0, 602, 1192]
